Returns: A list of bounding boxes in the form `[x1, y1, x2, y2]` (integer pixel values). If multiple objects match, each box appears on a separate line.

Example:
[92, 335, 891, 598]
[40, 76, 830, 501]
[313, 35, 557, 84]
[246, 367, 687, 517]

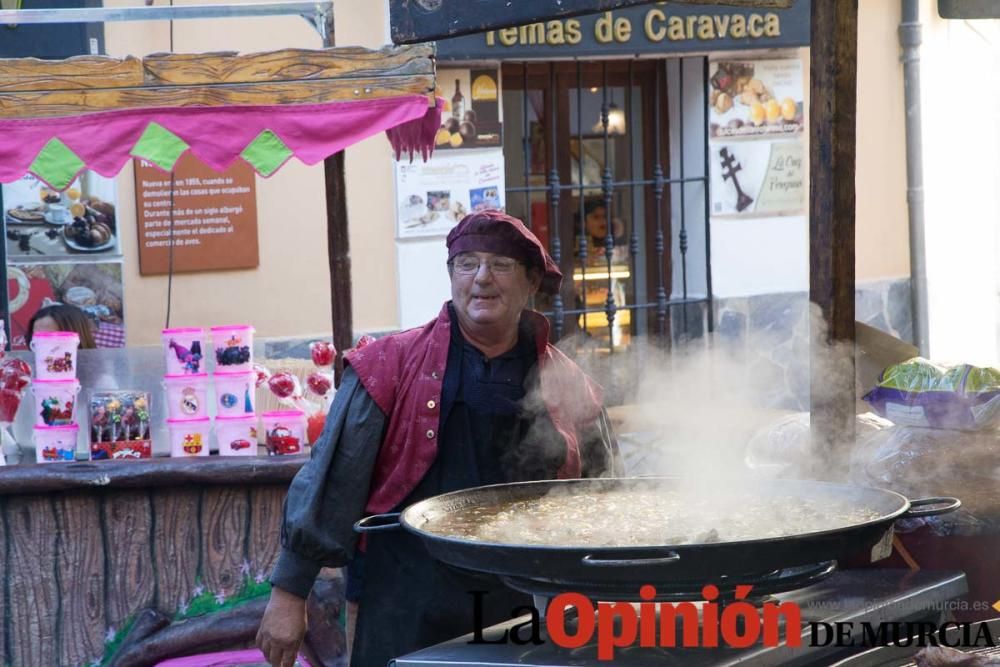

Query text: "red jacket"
[346, 303, 604, 515]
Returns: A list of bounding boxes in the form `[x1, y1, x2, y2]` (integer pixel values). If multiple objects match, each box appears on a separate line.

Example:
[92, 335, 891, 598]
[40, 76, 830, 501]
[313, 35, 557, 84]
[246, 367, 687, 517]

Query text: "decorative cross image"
[719, 147, 754, 213]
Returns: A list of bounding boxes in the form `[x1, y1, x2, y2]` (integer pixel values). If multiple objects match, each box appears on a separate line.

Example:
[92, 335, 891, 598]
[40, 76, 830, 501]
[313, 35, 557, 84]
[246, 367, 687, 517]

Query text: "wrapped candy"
[266, 371, 312, 413]
[306, 371, 333, 398]
[252, 363, 272, 389]
[267, 371, 300, 400]
[0, 356, 32, 465]
[354, 335, 376, 351]
[309, 341, 337, 368]
[0, 358, 32, 423]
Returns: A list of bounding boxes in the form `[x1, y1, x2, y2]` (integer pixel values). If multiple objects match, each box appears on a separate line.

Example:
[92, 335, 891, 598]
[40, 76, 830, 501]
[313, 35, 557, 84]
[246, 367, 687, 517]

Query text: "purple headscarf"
[446, 210, 562, 295]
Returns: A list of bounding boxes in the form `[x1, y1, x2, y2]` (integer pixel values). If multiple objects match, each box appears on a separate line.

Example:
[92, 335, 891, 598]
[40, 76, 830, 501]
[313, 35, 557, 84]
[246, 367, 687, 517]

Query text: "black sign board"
[938, 0, 1000, 18]
[0, 0, 104, 59]
[390, 0, 793, 45]
[435, 0, 809, 61]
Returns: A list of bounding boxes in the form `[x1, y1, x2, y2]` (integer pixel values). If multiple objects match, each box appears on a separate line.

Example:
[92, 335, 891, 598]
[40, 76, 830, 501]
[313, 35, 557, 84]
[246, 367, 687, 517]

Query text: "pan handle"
[903, 497, 961, 518]
[581, 551, 680, 568]
[353, 513, 402, 533]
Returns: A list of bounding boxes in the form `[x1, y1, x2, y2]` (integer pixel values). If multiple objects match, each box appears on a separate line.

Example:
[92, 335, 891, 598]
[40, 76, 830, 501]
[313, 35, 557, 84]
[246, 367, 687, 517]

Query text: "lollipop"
[1, 358, 31, 392]
[354, 335, 376, 351]
[306, 371, 333, 398]
[0, 358, 31, 423]
[252, 363, 272, 388]
[267, 371, 300, 400]
[309, 341, 337, 368]
[0, 390, 22, 423]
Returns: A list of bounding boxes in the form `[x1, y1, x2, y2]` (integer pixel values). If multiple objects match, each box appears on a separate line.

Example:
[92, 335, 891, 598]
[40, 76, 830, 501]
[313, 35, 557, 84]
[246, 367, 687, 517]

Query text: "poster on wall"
[396, 148, 506, 238]
[6, 261, 126, 350]
[707, 58, 804, 140]
[134, 152, 259, 275]
[2, 171, 120, 261]
[434, 67, 503, 150]
[709, 141, 805, 218]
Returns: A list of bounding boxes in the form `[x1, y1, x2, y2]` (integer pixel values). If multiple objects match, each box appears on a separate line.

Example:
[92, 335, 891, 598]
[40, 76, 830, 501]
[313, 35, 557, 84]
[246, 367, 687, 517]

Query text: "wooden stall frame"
[0, 6, 437, 664]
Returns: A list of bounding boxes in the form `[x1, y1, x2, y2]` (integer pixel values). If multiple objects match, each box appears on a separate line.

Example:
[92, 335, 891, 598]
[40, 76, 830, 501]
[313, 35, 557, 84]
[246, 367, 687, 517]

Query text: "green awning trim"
[28, 138, 85, 191]
[240, 130, 294, 177]
[131, 122, 191, 172]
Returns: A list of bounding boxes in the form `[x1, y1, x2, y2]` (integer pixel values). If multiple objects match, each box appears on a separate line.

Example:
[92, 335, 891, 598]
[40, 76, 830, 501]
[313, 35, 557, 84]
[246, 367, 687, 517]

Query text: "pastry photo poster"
[2, 171, 121, 261]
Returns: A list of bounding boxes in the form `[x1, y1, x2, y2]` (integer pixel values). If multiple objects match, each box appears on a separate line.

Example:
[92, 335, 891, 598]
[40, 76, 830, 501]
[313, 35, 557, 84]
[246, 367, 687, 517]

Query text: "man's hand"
[257, 586, 308, 667]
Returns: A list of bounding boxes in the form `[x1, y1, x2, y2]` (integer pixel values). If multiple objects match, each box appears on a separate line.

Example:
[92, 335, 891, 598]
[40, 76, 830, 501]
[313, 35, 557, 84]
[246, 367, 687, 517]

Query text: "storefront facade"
[11, 0, 990, 364]
[391, 0, 828, 406]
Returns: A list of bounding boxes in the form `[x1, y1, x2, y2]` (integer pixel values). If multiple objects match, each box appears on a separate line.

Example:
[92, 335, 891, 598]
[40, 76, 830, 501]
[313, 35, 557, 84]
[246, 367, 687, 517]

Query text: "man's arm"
[258, 365, 385, 667]
[270, 364, 386, 597]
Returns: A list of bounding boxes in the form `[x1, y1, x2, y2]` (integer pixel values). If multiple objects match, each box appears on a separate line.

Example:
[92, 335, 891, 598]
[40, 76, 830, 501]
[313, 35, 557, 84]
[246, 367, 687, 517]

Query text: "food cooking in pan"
[426, 488, 882, 547]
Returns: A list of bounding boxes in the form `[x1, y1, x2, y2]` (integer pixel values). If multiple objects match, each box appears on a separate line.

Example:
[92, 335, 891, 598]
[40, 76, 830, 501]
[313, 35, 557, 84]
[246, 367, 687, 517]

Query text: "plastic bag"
[849, 424, 1000, 536]
[744, 411, 893, 478]
[863, 357, 1000, 431]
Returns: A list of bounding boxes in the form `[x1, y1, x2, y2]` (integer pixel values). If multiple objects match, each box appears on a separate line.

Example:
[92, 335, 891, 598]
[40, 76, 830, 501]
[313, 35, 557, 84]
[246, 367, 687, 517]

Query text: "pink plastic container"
[162, 327, 206, 375]
[30, 331, 80, 380]
[211, 325, 254, 373]
[261, 410, 307, 456]
[215, 415, 258, 457]
[31, 378, 81, 426]
[34, 424, 78, 462]
[155, 649, 310, 666]
[167, 417, 211, 457]
[163, 374, 210, 420]
[214, 371, 256, 417]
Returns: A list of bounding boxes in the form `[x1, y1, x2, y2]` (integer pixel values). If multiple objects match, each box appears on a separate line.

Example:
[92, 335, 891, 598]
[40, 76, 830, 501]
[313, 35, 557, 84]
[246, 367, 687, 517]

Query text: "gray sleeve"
[270, 365, 386, 599]
[580, 408, 624, 478]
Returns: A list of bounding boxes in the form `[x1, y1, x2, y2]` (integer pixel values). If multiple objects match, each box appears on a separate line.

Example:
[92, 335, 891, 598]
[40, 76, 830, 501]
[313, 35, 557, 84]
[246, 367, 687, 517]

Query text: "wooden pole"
[320, 16, 354, 386]
[325, 151, 353, 387]
[809, 0, 858, 473]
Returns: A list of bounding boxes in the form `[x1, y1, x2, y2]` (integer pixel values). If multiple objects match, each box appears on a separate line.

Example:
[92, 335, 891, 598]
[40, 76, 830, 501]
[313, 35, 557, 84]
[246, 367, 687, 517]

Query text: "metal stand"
[0, 2, 333, 40]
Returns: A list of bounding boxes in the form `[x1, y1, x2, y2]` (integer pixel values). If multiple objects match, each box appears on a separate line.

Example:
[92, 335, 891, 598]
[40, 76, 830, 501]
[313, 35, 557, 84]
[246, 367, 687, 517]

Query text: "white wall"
[919, 4, 1000, 365]
[397, 238, 451, 329]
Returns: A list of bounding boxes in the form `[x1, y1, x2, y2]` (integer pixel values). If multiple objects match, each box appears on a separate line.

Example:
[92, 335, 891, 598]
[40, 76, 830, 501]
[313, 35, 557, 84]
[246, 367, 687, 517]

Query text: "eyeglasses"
[451, 256, 522, 275]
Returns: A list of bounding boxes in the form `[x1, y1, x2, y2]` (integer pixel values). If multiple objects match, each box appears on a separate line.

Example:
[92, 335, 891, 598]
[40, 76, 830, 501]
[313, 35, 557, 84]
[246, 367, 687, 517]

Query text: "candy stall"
[0, 17, 438, 664]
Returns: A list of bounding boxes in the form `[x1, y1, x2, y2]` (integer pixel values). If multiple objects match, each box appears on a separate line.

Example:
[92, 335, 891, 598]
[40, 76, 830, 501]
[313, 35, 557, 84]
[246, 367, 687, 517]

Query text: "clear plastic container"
[30, 331, 80, 380]
[214, 371, 256, 417]
[34, 424, 79, 462]
[31, 378, 81, 426]
[210, 325, 254, 373]
[261, 410, 307, 456]
[162, 327, 207, 375]
[167, 417, 211, 457]
[163, 374, 210, 420]
[215, 414, 259, 457]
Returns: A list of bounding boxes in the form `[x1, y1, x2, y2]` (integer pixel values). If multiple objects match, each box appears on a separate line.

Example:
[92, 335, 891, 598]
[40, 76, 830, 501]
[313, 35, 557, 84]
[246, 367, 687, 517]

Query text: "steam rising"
[537, 301, 862, 485]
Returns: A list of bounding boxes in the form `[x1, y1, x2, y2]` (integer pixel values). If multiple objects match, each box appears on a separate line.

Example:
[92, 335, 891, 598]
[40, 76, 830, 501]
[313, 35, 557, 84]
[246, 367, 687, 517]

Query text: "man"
[257, 211, 619, 667]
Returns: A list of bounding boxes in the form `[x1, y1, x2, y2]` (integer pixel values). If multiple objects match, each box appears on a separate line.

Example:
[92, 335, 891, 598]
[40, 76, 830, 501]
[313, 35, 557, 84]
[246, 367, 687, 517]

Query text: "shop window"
[502, 60, 713, 367]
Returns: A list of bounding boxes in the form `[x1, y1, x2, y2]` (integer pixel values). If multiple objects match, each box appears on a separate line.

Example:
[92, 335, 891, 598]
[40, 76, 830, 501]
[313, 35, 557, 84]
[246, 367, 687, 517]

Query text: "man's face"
[450, 251, 541, 330]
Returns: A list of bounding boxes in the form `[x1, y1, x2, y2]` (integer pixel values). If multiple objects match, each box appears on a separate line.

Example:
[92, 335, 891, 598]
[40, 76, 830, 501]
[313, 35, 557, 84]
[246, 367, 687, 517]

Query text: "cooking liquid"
[424, 489, 883, 547]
